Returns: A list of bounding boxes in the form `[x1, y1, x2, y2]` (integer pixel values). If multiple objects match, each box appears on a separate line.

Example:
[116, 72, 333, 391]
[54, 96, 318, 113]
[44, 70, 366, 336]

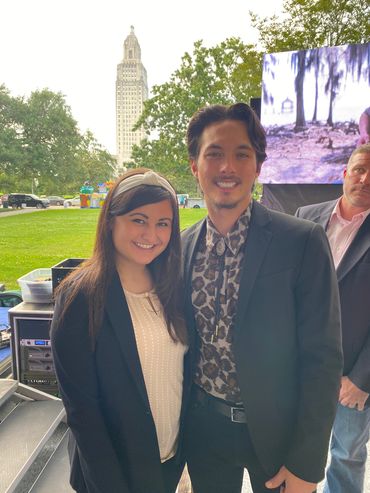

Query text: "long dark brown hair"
[55, 168, 187, 345]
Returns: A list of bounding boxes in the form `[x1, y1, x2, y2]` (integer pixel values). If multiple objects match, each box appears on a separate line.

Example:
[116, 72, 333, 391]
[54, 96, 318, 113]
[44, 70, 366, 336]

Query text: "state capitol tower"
[116, 26, 148, 170]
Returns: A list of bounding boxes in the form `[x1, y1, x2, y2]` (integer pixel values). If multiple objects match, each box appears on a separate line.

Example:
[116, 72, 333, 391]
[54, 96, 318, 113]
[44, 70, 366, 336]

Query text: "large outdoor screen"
[258, 42, 370, 184]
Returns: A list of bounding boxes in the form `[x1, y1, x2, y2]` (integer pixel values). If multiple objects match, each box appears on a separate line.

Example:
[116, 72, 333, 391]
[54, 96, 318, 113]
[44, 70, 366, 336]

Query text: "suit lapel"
[182, 219, 206, 358]
[183, 219, 206, 322]
[337, 214, 370, 281]
[105, 271, 150, 409]
[183, 206, 273, 336]
[310, 200, 336, 230]
[308, 200, 370, 281]
[234, 202, 273, 333]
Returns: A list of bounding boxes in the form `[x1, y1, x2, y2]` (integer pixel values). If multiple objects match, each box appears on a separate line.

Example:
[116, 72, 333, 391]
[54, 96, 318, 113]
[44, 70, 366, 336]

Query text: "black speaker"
[8, 302, 59, 396]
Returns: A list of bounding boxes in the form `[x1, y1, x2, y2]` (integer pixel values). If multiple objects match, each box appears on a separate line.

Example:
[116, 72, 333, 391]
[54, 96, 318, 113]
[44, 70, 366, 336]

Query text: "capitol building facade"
[116, 26, 148, 170]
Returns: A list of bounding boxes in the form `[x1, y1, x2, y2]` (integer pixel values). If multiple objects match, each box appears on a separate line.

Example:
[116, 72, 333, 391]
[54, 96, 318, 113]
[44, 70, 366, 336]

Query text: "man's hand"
[265, 466, 316, 492]
[339, 376, 369, 411]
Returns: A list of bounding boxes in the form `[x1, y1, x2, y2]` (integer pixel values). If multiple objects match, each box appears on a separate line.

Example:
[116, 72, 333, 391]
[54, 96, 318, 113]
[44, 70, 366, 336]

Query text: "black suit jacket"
[297, 199, 370, 404]
[51, 271, 190, 493]
[182, 201, 343, 483]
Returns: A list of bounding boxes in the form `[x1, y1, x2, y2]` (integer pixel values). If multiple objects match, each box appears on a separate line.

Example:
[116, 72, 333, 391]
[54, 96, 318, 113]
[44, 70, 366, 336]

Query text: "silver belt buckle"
[231, 407, 246, 423]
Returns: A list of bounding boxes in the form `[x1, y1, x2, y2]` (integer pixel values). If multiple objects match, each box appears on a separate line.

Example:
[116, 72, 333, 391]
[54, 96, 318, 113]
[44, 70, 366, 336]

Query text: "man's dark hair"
[187, 103, 267, 171]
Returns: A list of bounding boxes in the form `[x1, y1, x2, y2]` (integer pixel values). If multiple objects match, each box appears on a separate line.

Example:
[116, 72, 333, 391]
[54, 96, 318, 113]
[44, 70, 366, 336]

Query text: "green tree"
[130, 38, 262, 191]
[0, 86, 116, 195]
[22, 89, 82, 189]
[250, 0, 370, 53]
[0, 85, 25, 177]
[75, 131, 116, 189]
[251, 1, 369, 129]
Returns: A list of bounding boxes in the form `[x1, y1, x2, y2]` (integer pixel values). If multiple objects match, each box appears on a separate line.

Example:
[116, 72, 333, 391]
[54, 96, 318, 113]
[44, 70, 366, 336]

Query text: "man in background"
[296, 143, 370, 493]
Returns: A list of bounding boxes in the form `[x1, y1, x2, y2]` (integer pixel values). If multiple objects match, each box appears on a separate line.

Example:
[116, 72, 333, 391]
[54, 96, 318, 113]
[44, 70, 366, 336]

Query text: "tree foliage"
[75, 131, 117, 189]
[0, 86, 115, 195]
[130, 38, 262, 192]
[22, 90, 81, 184]
[0, 85, 25, 176]
[250, 0, 370, 53]
[251, 1, 370, 130]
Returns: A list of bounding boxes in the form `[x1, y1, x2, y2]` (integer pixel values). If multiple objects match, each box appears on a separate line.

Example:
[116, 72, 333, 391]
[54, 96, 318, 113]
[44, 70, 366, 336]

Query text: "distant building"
[116, 26, 148, 170]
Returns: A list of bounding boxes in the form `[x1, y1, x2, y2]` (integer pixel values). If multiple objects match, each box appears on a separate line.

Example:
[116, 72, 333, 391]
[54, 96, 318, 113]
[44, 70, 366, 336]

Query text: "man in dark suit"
[296, 143, 370, 493]
[181, 103, 343, 493]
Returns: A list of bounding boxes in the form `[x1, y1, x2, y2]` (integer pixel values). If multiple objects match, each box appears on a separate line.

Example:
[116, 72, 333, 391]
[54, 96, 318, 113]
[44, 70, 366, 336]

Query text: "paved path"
[0, 206, 60, 217]
[0, 207, 46, 217]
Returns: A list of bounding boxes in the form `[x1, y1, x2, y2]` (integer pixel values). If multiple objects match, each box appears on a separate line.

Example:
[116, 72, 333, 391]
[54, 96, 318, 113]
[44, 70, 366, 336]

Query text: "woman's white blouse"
[124, 289, 187, 462]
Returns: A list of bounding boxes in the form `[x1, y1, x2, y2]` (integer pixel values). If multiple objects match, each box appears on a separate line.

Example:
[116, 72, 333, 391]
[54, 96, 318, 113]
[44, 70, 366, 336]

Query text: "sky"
[1, 0, 284, 155]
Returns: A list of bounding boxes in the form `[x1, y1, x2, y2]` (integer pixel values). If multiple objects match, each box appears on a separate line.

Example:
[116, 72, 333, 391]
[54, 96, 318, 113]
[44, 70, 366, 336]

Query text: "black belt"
[192, 385, 247, 424]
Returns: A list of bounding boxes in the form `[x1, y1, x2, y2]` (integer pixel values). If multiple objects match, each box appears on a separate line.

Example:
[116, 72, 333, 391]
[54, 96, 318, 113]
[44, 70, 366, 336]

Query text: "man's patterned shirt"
[191, 204, 252, 403]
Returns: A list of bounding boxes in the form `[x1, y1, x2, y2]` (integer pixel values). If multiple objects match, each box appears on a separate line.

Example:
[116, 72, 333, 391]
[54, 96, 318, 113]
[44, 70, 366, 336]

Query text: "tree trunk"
[312, 69, 319, 122]
[294, 51, 306, 131]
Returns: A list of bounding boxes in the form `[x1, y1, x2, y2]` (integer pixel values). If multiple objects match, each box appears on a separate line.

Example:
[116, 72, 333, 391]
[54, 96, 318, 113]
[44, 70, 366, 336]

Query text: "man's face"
[342, 152, 370, 212]
[190, 120, 260, 213]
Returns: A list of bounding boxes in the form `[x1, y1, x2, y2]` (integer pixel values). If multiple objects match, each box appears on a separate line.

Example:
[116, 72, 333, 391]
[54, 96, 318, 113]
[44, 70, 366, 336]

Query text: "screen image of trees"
[259, 42, 370, 184]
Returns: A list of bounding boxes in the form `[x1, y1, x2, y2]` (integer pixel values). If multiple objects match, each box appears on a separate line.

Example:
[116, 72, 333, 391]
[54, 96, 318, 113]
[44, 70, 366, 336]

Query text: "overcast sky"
[1, 0, 284, 154]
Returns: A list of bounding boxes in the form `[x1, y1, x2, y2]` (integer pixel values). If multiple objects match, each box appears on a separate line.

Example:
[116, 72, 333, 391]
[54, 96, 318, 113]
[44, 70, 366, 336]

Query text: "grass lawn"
[0, 208, 207, 290]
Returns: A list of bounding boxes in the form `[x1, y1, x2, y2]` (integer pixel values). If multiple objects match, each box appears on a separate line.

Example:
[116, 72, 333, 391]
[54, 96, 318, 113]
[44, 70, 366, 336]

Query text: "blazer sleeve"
[285, 223, 343, 482]
[51, 290, 131, 493]
[348, 326, 370, 395]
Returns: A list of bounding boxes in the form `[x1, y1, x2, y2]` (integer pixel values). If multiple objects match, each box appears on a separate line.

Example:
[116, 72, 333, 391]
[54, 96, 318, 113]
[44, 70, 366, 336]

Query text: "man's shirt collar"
[206, 202, 252, 256]
[330, 198, 370, 225]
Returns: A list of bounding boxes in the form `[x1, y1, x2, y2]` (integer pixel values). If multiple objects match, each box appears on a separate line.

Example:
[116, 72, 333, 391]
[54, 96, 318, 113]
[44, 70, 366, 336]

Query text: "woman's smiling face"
[112, 199, 173, 271]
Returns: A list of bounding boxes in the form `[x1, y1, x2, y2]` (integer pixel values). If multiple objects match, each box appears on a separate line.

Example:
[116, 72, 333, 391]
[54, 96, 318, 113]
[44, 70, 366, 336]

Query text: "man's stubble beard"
[214, 200, 239, 210]
[213, 189, 254, 211]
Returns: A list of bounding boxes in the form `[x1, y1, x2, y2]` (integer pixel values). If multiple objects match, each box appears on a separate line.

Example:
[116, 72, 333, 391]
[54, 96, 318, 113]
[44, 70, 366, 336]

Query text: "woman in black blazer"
[51, 168, 188, 493]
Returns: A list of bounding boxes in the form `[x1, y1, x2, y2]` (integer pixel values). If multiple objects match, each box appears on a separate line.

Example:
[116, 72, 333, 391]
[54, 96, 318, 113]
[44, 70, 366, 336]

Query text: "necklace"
[146, 293, 159, 315]
[211, 249, 226, 343]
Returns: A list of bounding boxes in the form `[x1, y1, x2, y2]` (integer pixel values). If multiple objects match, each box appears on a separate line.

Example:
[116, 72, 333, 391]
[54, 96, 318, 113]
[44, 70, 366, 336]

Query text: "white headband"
[112, 171, 176, 199]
